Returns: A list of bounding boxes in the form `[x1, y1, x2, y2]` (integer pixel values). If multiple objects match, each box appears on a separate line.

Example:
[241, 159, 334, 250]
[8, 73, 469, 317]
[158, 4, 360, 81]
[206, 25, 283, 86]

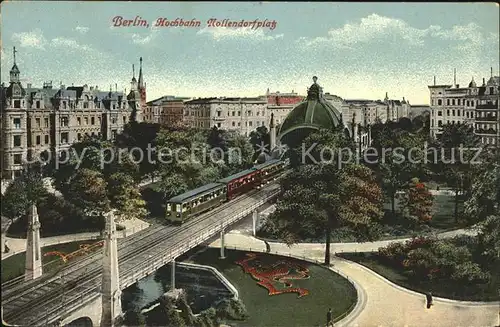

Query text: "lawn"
[338, 252, 499, 302]
[1, 240, 103, 283]
[189, 248, 357, 327]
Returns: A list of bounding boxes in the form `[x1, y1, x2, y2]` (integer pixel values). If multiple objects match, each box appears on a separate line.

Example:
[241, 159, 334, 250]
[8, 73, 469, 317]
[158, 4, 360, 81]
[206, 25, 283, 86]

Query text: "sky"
[1, 2, 499, 105]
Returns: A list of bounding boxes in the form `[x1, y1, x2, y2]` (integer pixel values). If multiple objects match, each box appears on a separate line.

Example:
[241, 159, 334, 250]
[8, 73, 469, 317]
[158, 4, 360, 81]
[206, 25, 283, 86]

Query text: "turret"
[269, 112, 276, 151]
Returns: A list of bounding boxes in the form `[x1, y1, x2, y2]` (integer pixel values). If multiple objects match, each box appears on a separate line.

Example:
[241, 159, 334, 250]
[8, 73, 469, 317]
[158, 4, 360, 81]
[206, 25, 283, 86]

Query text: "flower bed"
[235, 253, 310, 298]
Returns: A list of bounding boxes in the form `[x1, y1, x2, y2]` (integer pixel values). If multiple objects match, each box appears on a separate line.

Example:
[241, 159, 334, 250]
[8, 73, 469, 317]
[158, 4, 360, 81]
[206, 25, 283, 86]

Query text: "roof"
[218, 168, 257, 184]
[167, 182, 224, 203]
[279, 78, 343, 145]
[254, 158, 282, 170]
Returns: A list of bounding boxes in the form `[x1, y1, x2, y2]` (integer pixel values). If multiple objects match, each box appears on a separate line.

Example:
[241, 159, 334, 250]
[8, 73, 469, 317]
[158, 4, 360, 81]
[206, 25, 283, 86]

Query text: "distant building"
[409, 105, 431, 119]
[183, 97, 268, 136]
[144, 95, 191, 126]
[265, 90, 304, 128]
[0, 47, 145, 180]
[428, 69, 499, 145]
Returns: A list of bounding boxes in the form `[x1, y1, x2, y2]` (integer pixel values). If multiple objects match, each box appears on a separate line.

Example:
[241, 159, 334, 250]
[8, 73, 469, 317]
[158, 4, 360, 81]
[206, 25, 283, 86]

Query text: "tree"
[435, 124, 483, 222]
[464, 150, 500, 223]
[399, 177, 434, 224]
[249, 126, 270, 161]
[1, 170, 47, 220]
[66, 168, 110, 214]
[107, 172, 148, 221]
[268, 129, 383, 265]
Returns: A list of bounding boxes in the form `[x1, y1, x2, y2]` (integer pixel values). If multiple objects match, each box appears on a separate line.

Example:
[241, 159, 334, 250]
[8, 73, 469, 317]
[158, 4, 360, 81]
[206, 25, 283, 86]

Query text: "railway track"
[3, 183, 279, 326]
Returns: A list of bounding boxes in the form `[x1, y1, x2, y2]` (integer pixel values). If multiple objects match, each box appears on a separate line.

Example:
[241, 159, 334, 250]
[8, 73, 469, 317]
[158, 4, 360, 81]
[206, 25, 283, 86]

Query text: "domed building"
[278, 76, 347, 148]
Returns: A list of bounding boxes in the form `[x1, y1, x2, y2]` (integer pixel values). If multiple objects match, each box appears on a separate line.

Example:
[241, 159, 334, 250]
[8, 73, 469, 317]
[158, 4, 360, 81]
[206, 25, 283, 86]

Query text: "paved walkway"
[1, 218, 150, 260]
[209, 232, 499, 327]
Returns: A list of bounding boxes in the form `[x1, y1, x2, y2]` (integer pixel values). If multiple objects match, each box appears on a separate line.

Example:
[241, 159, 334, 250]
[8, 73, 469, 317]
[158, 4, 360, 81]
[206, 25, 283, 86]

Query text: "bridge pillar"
[171, 258, 176, 291]
[25, 204, 42, 281]
[100, 210, 121, 327]
[252, 210, 258, 236]
[220, 229, 225, 259]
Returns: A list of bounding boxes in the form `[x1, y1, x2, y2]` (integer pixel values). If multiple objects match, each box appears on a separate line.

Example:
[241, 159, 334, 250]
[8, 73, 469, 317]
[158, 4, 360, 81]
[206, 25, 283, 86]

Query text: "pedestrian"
[326, 308, 333, 326]
[425, 291, 433, 309]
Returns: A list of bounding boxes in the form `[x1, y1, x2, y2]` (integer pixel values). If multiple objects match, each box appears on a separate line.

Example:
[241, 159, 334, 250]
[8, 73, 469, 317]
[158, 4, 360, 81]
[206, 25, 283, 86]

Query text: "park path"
[208, 232, 499, 327]
[1, 218, 149, 260]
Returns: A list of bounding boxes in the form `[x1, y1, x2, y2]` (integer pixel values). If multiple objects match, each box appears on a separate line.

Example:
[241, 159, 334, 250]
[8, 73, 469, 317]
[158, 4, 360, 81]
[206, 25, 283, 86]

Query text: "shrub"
[216, 298, 249, 321]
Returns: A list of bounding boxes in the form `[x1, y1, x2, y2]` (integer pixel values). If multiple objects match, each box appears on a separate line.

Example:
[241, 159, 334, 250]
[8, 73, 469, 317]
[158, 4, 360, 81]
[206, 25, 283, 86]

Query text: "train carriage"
[254, 159, 286, 188]
[165, 182, 226, 223]
[218, 168, 259, 200]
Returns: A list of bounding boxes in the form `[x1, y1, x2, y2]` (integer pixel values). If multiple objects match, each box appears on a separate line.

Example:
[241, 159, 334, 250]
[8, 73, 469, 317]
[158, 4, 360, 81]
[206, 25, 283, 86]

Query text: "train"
[165, 158, 287, 223]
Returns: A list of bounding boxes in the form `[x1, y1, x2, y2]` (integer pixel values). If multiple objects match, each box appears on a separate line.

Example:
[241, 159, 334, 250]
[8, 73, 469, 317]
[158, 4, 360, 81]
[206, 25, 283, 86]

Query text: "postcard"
[1, 2, 499, 327]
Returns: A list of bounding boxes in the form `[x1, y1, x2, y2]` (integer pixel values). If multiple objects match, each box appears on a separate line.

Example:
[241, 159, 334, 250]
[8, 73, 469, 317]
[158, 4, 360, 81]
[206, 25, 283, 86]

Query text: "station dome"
[278, 76, 343, 147]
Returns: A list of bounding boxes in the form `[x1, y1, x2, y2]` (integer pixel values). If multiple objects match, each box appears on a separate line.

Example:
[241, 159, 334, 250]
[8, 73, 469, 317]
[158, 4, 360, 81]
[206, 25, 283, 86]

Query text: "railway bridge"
[1, 182, 280, 327]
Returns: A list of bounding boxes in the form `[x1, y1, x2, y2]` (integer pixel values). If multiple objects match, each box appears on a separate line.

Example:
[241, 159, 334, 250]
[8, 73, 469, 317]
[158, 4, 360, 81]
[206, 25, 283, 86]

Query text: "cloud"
[51, 38, 92, 51]
[299, 14, 497, 51]
[11, 29, 47, 49]
[197, 27, 284, 41]
[74, 26, 90, 34]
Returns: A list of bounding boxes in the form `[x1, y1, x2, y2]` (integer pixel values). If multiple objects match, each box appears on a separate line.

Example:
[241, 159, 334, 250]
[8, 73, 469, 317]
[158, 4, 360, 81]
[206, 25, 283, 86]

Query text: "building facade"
[428, 70, 499, 145]
[144, 95, 191, 126]
[0, 49, 145, 180]
[183, 97, 268, 136]
[265, 90, 304, 128]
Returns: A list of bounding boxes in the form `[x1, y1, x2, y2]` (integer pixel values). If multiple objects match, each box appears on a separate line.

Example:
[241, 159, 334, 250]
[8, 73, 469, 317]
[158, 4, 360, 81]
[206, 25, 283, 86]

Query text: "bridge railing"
[121, 186, 280, 288]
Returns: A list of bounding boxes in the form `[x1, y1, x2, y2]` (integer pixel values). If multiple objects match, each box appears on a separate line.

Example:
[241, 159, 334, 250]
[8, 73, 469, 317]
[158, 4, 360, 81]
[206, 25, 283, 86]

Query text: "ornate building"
[265, 90, 304, 128]
[428, 69, 499, 145]
[143, 95, 191, 126]
[0, 48, 145, 180]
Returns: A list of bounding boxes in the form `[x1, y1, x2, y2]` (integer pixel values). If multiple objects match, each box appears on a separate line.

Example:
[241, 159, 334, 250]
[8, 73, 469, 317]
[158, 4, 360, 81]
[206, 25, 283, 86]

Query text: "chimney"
[27, 83, 32, 88]
[434, 76, 436, 86]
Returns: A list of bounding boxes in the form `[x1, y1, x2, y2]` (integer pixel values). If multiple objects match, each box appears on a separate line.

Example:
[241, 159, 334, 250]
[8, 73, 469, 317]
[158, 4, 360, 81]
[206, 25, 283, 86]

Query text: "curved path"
[208, 232, 500, 327]
[1, 218, 149, 260]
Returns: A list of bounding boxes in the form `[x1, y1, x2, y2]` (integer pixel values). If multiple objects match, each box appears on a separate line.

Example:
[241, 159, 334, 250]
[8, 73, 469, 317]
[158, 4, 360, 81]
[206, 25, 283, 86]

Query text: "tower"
[100, 210, 121, 327]
[127, 61, 143, 123]
[25, 204, 42, 280]
[269, 112, 276, 151]
[138, 57, 146, 104]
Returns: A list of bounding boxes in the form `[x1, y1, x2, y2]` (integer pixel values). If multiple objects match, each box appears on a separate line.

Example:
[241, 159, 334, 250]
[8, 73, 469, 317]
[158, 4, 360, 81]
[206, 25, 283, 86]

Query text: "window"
[84, 117, 89, 125]
[36, 118, 41, 128]
[45, 135, 49, 144]
[452, 110, 455, 116]
[13, 154, 22, 165]
[63, 101, 67, 109]
[237, 122, 241, 126]
[84, 102, 89, 109]
[237, 111, 241, 116]
[457, 110, 461, 117]
[490, 87, 494, 94]
[36, 101, 40, 109]
[36, 135, 41, 145]
[61, 132, 69, 143]
[77, 117, 81, 125]
[249, 121, 253, 127]
[438, 120, 443, 127]
[467, 101, 470, 106]
[122, 116, 126, 124]
[431, 120, 434, 127]
[438, 111, 442, 116]
[98, 117, 102, 125]
[452, 99, 455, 106]
[61, 117, 69, 127]
[91, 117, 95, 125]
[466, 112, 469, 118]
[232, 121, 235, 127]
[112, 117, 116, 124]
[262, 121, 265, 126]
[44, 118, 49, 127]
[437, 99, 442, 106]
[232, 111, 235, 116]
[447, 110, 450, 116]
[13, 118, 21, 129]
[471, 100, 474, 106]
[14, 100, 20, 108]
[217, 111, 221, 117]
[13, 135, 21, 147]
[217, 123, 221, 128]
